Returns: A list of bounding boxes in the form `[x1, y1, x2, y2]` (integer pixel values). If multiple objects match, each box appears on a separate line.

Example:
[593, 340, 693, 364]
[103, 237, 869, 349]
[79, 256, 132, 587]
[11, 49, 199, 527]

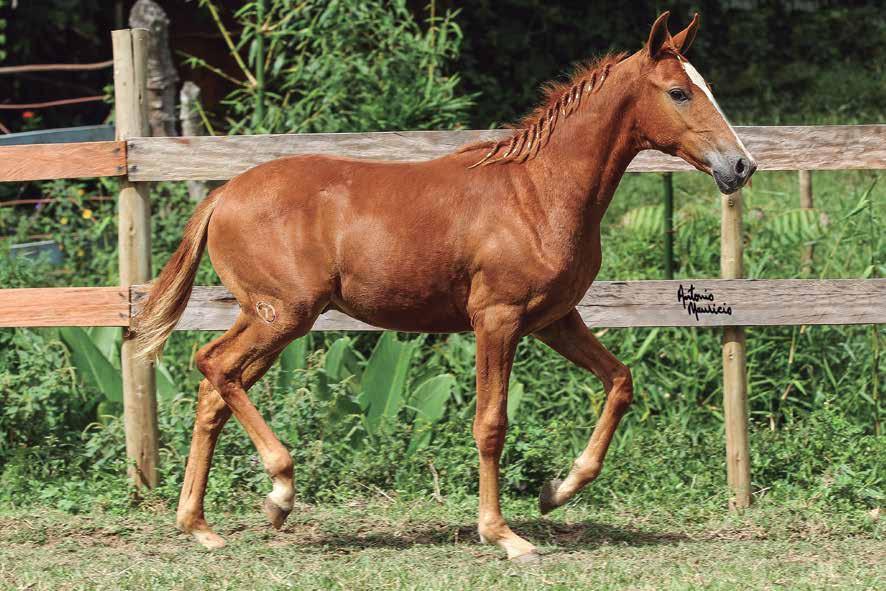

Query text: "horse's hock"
[0, 28, 884, 509]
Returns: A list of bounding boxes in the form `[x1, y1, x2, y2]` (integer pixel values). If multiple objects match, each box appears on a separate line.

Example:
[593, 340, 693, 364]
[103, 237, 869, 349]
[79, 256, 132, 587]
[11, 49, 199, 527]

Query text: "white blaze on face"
[680, 59, 751, 157]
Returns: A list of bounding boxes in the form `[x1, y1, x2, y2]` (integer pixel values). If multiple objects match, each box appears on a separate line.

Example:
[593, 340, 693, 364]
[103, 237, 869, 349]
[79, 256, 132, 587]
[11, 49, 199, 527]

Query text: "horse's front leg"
[472, 306, 540, 562]
[533, 308, 633, 514]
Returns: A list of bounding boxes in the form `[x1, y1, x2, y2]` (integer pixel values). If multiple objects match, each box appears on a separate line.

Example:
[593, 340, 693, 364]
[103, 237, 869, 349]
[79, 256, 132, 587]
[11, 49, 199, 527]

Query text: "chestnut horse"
[136, 12, 755, 561]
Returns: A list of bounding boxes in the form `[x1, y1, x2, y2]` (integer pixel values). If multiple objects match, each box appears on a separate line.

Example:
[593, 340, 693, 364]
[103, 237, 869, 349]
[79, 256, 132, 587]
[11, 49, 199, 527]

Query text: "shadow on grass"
[279, 518, 692, 552]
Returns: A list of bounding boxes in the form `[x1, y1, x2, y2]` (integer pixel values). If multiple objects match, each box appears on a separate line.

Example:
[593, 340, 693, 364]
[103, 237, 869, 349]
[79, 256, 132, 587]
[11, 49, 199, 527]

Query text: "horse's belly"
[333, 274, 471, 333]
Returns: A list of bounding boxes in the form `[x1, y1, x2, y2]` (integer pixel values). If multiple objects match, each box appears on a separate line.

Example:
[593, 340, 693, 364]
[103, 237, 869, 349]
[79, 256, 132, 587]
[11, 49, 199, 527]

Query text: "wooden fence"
[1, 29, 884, 505]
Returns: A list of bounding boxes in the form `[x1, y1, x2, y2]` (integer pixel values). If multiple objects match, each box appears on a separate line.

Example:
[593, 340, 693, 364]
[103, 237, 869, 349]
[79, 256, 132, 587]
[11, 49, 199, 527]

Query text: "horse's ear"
[672, 13, 700, 54]
[646, 12, 672, 59]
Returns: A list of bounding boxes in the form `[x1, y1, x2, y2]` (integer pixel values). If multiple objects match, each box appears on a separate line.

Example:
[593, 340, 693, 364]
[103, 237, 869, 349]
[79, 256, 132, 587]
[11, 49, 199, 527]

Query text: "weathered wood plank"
[126, 125, 886, 181]
[0, 141, 126, 181]
[0, 287, 129, 327]
[129, 279, 886, 331]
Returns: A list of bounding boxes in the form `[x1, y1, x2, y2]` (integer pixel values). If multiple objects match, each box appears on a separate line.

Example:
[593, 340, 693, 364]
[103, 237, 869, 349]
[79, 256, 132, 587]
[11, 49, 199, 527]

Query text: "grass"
[0, 496, 882, 590]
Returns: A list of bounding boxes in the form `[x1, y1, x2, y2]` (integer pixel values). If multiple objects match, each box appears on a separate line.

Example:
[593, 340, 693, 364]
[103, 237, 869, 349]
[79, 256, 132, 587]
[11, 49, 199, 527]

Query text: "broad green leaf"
[407, 374, 455, 453]
[279, 334, 312, 393]
[60, 327, 123, 403]
[316, 336, 361, 403]
[325, 336, 360, 383]
[361, 332, 417, 435]
[507, 380, 525, 423]
[85, 327, 121, 369]
[155, 360, 178, 402]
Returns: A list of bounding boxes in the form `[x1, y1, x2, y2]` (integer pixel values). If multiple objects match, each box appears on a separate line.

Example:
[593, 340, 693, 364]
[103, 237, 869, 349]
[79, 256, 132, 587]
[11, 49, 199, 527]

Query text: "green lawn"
[1, 497, 881, 590]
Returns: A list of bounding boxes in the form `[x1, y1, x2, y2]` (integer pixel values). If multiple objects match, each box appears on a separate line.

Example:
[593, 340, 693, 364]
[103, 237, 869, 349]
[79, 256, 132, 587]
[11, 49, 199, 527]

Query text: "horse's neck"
[525, 68, 639, 227]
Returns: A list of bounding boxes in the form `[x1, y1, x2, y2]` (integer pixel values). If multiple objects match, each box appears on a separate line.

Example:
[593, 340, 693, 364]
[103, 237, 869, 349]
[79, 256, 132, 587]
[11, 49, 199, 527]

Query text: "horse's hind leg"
[191, 296, 323, 543]
[176, 379, 231, 548]
[176, 351, 280, 549]
[533, 309, 633, 514]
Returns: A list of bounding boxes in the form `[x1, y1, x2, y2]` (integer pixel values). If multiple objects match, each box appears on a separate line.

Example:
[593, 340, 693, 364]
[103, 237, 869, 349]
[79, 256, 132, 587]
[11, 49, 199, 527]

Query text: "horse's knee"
[609, 365, 633, 410]
[195, 344, 242, 398]
[473, 413, 507, 458]
[195, 343, 221, 385]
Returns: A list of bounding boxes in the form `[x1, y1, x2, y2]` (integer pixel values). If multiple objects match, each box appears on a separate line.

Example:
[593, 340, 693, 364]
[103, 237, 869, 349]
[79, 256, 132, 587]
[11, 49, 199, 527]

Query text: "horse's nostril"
[735, 157, 747, 177]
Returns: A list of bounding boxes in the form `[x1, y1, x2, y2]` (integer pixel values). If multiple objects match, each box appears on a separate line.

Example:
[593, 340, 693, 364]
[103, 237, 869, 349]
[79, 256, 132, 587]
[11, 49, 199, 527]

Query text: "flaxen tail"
[134, 188, 223, 360]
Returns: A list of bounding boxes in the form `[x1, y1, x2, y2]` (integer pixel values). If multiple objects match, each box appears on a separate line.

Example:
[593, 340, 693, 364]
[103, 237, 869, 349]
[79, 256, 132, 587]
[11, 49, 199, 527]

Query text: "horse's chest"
[522, 244, 601, 327]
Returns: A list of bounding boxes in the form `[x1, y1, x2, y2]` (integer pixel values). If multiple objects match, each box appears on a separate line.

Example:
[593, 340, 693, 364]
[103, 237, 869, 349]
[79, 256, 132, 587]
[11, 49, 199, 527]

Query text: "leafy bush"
[187, 0, 472, 134]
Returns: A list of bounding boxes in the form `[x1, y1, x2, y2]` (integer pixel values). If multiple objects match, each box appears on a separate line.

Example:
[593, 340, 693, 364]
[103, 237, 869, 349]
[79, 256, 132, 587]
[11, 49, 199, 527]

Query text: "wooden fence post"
[799, 170, 814, 273]
[663, 172, 675, 279]
[721, 189, 751, 509]
[112, 28, 159, 490]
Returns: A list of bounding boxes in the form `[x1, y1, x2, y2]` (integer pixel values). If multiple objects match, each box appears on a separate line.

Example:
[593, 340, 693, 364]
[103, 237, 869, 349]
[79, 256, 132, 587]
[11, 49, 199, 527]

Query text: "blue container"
[9, 240, 64, 266]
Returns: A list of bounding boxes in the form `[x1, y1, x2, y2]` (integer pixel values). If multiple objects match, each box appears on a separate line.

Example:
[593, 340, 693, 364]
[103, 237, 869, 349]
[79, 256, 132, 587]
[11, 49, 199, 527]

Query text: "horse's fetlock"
[478, 516, 508, 542]
[575, 459, 603, 482]
[176, 511, 200, 533]
[266, 451, 293, 479]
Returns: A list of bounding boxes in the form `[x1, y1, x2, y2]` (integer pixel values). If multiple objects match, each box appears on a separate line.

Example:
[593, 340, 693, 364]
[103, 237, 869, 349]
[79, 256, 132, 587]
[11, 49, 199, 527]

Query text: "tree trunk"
[129, 0, 179, 137]
[180, 81, 209, 202]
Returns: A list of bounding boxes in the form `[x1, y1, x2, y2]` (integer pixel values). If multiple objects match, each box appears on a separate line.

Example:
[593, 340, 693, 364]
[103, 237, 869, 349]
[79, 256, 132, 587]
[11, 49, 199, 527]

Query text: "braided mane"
[461, 52, 628, 168]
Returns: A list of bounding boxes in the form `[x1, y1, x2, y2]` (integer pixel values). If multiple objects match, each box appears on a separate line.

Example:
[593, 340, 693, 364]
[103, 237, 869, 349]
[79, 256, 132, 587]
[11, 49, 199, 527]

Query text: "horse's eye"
[668, 88, 689, 103]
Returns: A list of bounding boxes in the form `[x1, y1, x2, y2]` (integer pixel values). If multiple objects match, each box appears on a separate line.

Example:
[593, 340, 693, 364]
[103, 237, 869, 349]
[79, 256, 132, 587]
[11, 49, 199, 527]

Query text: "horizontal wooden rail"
[125, 279, 886, 331]
[1, 126, 882, 183]
[0, 287, 129, 327]
[0, 141, 126, 181]
[2, 279, 882, 330]
[126, 125, 886, 181]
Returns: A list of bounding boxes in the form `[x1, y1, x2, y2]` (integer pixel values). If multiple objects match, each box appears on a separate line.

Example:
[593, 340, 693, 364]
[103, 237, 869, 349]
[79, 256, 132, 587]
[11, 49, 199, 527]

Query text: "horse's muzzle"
[711, 153, 757, 194]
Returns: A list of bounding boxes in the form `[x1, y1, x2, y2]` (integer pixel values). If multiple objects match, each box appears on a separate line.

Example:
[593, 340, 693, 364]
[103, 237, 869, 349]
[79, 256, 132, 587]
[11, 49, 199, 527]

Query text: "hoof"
[263, 496, 291, 530]
[539, 478, 564, 515]
[192, 529, 226, 550]
[511, 550, 542, 564]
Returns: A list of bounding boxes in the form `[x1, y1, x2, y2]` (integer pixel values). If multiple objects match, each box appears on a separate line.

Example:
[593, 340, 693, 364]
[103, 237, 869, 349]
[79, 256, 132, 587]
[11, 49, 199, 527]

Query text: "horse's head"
[631, 12, 756, 194]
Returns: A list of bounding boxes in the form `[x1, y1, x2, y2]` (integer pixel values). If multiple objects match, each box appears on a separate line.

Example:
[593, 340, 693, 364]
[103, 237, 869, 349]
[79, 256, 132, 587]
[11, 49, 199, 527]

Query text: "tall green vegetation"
[185, 0, 473, 134]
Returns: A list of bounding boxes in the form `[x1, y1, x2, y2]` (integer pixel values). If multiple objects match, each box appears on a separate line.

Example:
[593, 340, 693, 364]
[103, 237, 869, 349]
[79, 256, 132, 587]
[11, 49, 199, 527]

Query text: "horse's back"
[204, 152, 489, 331]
